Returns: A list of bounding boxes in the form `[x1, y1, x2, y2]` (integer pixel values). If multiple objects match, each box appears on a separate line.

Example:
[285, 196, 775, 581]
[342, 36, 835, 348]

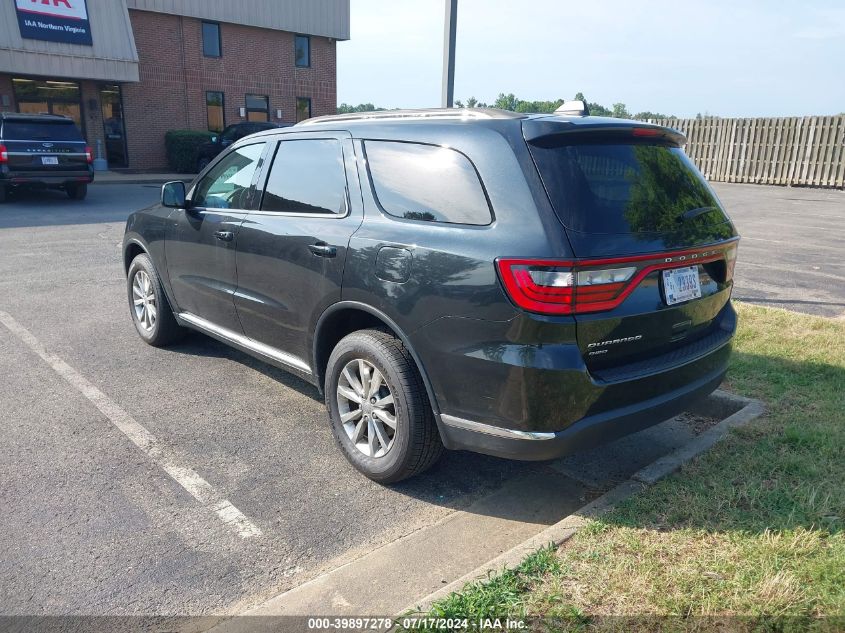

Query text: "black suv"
[195, 122, 286, 172]
[123, 106, 739, 483]
[0, 113, 93, 202]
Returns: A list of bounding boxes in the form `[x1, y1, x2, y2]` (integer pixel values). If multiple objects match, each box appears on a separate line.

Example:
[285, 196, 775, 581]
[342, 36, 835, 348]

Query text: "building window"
[202, 22, 221, 58]
[13, 77, 83, 131]
[295, 35, 310, 67]
[206, 91, 225, 132]
[245, 94, 269, 122]
[296, 97, 312, 122]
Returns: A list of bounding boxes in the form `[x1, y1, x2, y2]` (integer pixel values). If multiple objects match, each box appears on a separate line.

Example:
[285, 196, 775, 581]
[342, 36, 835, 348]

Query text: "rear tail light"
[85, 146, 93, 164]
[725, 244, 738, 282]
[632, 127, 660, 137]
[0, 144, 8, 164]
[497, 259, 637, 315]
[497, 242, 738, 316]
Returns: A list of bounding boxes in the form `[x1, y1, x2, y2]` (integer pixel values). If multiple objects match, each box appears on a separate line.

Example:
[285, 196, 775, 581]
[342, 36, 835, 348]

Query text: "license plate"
[41, 156, 59, 165]
[662, 266, 702, 305]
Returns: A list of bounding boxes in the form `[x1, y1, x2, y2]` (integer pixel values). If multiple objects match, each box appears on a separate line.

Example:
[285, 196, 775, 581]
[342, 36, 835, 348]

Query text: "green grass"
[418, 302, 845, 629]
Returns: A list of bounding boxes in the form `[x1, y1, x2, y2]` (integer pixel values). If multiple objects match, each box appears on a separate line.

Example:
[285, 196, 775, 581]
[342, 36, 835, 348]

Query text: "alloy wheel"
[336, 358, 397, 458]
[131, 270, 157, 332]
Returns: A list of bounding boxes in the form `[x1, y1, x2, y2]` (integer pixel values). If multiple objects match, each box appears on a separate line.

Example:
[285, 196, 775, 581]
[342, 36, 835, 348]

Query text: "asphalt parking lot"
[0, 181, 841, 618]
[714, 183, 845, 318]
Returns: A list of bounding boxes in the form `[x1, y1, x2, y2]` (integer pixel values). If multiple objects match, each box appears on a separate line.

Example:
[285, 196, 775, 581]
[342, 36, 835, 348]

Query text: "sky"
[337, 0, 845, 117]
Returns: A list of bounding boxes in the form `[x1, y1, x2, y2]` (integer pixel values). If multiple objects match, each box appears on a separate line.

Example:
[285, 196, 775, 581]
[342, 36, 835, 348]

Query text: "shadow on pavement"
[164, 330, 718, 525]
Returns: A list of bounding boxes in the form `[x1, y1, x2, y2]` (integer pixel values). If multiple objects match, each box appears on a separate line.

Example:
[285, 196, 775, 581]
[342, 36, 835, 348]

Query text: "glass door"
[100, 84, 128, 167]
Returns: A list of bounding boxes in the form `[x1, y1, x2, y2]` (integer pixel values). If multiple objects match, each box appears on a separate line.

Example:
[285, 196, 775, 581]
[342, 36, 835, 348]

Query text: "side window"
[260, 139, 348, 215]
[193, 143, 265, 210]
[364, 141, 492, 225]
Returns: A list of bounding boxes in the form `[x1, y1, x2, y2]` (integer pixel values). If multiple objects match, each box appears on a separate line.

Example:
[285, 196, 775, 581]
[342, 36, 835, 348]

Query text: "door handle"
[214, 230, 234, 242]
[308, 243, 337, 258]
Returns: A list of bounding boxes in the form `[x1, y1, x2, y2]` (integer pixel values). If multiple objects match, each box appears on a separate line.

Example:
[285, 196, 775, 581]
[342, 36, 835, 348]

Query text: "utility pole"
[441, 0, 457, 108]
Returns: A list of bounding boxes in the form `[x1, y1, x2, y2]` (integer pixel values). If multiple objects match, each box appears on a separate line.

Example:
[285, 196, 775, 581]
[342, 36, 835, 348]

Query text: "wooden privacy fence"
[648, 116, 845, 188]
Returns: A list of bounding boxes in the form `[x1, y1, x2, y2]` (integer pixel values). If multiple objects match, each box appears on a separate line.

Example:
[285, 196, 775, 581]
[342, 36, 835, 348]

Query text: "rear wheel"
[0, 185, 6, 203]
[127, 253, 186, 347]
[326, 329, 443, 483]
[66, 183, 87, 200]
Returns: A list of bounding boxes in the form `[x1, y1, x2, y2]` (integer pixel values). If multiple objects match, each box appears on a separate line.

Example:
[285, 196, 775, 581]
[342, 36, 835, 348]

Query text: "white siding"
[0, 0, 139, 82]
[125, 0, 350, 40]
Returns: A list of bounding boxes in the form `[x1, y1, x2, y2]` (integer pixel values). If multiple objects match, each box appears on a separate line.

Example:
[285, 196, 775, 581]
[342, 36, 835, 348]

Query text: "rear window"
[365, 141, 492, 226]
[3, 120, 84, 142]
[528, 141, 729, 234]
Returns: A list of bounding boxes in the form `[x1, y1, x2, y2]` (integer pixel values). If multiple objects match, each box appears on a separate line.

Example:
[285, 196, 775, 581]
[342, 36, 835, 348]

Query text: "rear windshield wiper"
[679, 206, 719, 222]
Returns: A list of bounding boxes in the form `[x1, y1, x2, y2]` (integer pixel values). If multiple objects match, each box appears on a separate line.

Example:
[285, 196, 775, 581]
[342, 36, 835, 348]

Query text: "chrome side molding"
[440, 414, 556, 440]
[177, 312, 312, 375]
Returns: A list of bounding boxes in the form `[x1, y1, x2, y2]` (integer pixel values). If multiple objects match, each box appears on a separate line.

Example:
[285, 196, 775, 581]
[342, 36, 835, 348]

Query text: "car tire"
[0, 185, 6, 203]
[66, 183, 87, 200]
[196, 157, 211, 173]
[325, 329, 444, 483]
[127, 253, 186, 347]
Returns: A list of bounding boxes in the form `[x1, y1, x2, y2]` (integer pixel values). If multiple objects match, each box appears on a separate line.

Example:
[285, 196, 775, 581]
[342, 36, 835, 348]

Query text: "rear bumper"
[1, 169, 94, 187]
[439, 361, 726, 460]
[416, 300, 736, 460]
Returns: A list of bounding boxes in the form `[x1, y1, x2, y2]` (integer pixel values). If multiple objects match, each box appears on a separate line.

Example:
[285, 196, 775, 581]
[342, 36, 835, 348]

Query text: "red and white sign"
[15, 0, 89, 21]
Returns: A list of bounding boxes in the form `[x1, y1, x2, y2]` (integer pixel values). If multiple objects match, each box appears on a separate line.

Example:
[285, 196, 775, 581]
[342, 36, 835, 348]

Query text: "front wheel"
[126, 253, 186, 347]
[326, 329, 443, 483]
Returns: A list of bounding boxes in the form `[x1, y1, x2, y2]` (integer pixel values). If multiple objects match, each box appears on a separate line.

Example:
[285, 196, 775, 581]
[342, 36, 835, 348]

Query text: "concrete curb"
[632, 391, 764, 485]
[403, 389, 765, 615]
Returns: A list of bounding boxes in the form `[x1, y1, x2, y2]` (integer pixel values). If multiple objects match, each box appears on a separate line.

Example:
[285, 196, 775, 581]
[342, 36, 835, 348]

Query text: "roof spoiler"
[554, 100, 589, 116]
[523, 119, 687, 147]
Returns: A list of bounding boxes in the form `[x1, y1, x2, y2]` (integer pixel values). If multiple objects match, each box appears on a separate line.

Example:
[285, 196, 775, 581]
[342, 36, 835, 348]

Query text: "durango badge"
[588, 335, 644, 349]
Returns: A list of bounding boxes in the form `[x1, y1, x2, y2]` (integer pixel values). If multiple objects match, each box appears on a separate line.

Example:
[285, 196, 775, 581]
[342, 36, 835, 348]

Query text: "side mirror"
[161, 181, 186, 208]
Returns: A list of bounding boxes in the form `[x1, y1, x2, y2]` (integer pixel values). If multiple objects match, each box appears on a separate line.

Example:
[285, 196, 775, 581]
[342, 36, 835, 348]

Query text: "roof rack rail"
[297, 107, 522, 126]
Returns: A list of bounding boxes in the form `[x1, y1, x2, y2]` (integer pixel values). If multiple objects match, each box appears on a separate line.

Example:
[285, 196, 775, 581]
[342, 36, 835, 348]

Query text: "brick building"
[0, 0, 349, 170]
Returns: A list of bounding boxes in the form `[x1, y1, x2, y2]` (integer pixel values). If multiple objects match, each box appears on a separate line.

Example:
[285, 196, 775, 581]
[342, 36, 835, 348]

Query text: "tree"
[493, 93, 520, 111]
[347, 92, 673, 119]
[612, 102, 631, 119]
[634, 111, 672, 121]
[336, 103, 382, 114]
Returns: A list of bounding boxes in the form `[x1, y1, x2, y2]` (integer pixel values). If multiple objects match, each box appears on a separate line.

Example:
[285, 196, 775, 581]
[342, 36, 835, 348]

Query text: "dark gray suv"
[123, 105, 739, 483]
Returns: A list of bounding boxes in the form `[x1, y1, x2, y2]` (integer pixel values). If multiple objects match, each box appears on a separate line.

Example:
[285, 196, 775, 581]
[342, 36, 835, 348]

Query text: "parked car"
[195, 122, 287, 172]
[122, 105, 739, 483]
[0, 112, 93, 202]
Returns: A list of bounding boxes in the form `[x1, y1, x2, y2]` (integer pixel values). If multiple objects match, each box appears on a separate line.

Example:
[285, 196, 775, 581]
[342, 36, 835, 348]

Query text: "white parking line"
[0, 309, 262, 540]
